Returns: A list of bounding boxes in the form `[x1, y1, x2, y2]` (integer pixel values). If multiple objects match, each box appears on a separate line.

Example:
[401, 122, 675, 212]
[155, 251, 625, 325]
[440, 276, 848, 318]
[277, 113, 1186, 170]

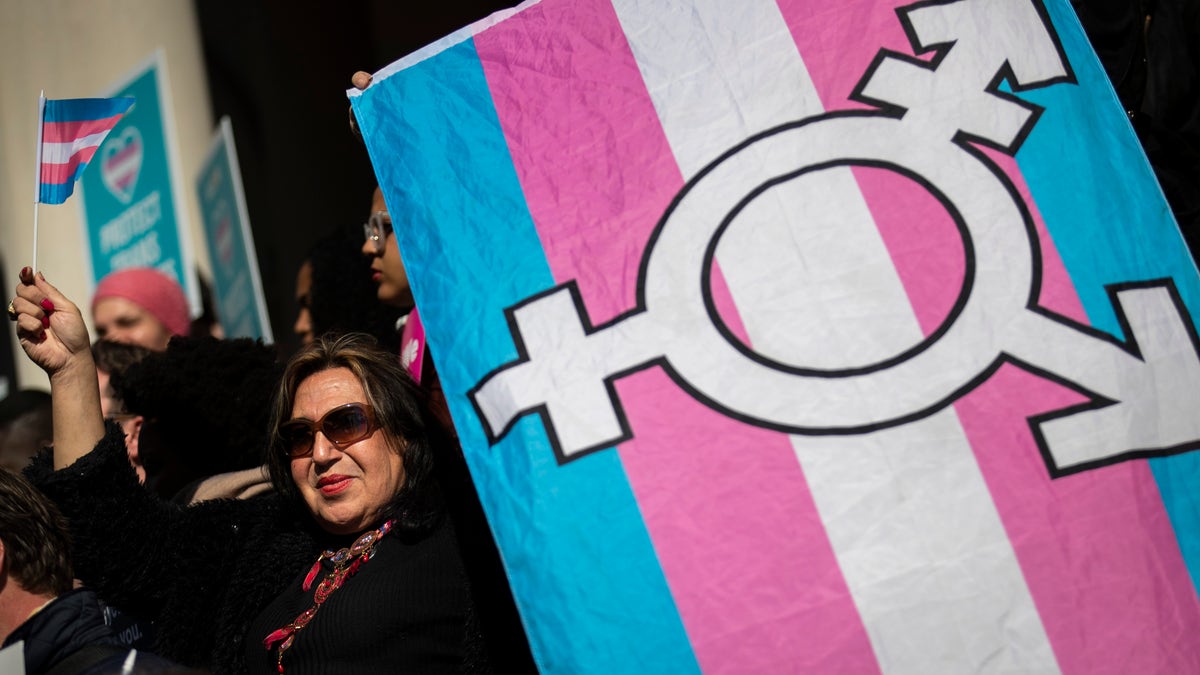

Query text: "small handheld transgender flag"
[32, 93, 134, 269]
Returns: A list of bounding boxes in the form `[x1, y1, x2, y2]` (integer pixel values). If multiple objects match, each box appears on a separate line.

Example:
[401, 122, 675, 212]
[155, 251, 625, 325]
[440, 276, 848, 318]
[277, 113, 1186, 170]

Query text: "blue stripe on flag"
[43, 97, 134, 123]
[353, 38, 699, 674]
[1018, 0, 1200, 592]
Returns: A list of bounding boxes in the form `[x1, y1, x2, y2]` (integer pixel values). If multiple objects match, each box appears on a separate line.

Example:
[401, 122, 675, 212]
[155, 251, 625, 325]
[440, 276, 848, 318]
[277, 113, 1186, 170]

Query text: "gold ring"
[6, 301, 17, 321]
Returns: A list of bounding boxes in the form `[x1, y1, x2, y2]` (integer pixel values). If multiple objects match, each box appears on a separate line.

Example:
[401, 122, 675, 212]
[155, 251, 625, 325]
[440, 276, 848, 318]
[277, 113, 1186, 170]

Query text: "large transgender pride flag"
[351, 0, 1200, 672]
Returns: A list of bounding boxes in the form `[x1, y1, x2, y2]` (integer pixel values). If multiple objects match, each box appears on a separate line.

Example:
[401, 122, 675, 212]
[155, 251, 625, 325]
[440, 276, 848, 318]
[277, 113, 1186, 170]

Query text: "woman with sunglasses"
[8, 268, 485, 673]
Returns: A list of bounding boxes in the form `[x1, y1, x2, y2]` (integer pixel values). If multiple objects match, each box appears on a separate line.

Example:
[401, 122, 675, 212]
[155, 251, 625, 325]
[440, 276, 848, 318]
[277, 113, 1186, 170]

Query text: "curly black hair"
[112, 336, 283, 499]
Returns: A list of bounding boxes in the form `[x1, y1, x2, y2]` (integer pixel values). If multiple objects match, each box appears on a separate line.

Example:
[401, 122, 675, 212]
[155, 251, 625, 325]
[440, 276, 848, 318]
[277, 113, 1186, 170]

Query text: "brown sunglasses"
[277, 403, 378, 458]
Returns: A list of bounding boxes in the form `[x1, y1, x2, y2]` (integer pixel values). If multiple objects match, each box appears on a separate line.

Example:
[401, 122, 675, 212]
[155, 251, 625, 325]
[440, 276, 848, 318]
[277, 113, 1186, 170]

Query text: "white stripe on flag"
[611, 0, 1058, 671]
[40, 130, 110, 165]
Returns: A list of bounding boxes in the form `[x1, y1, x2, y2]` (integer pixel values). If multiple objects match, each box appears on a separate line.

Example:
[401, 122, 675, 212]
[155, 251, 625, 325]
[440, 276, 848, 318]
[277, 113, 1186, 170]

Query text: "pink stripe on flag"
[475, 1, 874, 671]
[779, 0, 915, 112]
[42, 114, 125, 144]
[783, 0, 1200, 671]
[967, 156, 1200, 674]
[40, 145, 99, 185]
[959, 367, 1200, 674]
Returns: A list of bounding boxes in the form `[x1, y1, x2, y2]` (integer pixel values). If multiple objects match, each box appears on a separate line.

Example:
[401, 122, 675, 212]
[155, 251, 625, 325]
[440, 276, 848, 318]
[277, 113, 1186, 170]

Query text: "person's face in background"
[294, 260, 315, 345]
[93, 297, 172, 351]
[97, 368, 145, 483]
[0, 412, 50, 472]
[361, 187, 414, 310]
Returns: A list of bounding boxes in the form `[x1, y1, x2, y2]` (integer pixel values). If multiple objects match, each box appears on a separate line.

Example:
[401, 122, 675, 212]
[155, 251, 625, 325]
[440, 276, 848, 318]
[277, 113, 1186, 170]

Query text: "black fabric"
[245, 520, 477, 674]
[41, 644, 126, 675]
[1138, 0, 1200, 253]
[431, 431, 537, 674]
[417, 342, 536, 673]
[25, 426, 482, 674]
[39, 643, 179, 675]
[1071, 0, 1149, 113]
[99, 601, 156, 650]
[1073, 0, 1200, 254]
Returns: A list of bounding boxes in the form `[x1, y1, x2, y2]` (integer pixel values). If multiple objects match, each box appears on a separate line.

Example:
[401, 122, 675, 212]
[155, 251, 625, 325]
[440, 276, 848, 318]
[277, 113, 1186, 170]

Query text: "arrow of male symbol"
[471, 0, 1200, 476]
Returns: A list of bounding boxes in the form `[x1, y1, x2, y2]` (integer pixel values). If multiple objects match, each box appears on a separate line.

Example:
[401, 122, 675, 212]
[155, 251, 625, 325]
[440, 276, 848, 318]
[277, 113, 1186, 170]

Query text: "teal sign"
[196, 118, 272, 341]
[79, 51, 197, 314]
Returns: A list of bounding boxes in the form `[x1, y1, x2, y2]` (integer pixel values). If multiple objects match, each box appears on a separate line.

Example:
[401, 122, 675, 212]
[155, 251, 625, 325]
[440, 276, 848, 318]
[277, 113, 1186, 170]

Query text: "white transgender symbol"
[469, 0, 1200, 476]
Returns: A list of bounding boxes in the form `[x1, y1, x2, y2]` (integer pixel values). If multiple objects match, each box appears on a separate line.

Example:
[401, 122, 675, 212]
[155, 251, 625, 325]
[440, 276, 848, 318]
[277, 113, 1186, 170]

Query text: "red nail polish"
[40, 299, 55, 311]
[20, 267, 31, 278]
[41, 316, 50, 328]
[38, 330, 46, 341]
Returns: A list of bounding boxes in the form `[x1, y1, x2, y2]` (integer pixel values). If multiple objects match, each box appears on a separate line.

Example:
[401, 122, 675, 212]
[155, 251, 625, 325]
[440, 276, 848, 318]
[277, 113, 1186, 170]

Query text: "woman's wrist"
[47, 353, 98, 388]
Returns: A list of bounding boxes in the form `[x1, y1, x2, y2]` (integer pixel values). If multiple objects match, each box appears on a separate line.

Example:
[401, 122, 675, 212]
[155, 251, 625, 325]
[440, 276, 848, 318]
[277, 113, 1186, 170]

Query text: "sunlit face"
[360, 187, 413, 310]
[288, 368, 406, 535]
[93, 297, 172, 351]
[293, 260, 314, 345]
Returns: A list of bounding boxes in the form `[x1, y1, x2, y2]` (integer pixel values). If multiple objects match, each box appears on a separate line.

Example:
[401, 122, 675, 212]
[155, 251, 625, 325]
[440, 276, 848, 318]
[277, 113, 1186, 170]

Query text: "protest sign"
[79, 51, 198, 315]
[196, 117, 272, 341]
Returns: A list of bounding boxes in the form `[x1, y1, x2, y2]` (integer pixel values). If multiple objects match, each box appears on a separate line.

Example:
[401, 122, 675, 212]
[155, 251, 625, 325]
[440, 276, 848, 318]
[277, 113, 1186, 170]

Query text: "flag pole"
[33, 91, 45, 273]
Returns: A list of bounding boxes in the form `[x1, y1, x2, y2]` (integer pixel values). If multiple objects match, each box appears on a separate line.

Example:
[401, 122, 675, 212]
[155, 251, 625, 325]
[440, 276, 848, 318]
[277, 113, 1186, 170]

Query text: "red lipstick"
[317, 475, 352, 496]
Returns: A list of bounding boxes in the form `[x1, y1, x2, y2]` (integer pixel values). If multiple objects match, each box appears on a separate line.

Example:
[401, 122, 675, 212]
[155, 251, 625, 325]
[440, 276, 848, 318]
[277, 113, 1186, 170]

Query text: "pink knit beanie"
[92, 267, 191, 337]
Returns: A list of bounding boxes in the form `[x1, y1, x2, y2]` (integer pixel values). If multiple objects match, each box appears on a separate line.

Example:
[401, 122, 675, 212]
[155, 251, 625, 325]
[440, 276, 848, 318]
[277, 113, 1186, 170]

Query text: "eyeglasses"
[362, 211, 394, 253]
[277, 403, 378, 458]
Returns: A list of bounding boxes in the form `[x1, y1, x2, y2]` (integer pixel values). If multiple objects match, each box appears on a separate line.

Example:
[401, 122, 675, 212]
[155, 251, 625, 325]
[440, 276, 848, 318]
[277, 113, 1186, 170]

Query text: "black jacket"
[3, 589, 119, 674]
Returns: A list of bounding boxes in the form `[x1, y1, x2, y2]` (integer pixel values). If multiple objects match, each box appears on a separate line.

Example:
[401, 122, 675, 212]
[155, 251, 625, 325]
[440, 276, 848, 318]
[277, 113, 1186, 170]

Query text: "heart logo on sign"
[100, 126, 143, 204]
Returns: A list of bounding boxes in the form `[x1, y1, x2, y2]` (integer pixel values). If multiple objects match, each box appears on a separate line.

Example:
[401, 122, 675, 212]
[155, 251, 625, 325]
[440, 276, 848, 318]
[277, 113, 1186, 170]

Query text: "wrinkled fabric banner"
[351, 0, 1200, 672]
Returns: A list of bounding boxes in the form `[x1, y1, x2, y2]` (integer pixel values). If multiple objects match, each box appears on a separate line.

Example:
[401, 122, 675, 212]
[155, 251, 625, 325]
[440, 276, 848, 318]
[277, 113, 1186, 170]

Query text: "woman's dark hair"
[113, 336, 283, 500]
[0, 467, 73, 596]
[92, 339, 152, 379]
[267, 332, 442, 533]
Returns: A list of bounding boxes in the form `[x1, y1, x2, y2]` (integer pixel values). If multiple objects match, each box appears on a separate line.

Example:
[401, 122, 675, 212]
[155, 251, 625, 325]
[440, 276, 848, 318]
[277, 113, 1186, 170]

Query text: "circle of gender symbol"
[641, 113, 1038, 432]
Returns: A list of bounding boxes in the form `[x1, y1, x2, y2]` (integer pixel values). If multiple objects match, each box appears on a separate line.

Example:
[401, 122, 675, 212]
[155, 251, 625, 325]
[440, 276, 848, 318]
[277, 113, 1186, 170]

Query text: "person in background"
[361, 186, 415, 312]
[0, 467, 178, 674]
[0, 389, 52, 472]
[293, 258, 315, 346]
[91, 267, 190, 351]
[111, 335, 280, 504]
[93, 340, 152, 483]
[299, 222, 404, 352]
[92, 332, 277, 504]
[189, 271, 225, 340]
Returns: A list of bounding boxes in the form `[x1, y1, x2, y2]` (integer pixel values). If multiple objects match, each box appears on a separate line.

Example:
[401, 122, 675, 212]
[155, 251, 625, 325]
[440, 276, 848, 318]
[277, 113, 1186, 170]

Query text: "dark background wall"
[192, 0, 515, 354]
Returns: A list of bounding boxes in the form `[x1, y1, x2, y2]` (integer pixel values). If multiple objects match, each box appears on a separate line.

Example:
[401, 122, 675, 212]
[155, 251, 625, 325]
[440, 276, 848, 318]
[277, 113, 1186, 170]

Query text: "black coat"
[3, 589, 118, 675]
